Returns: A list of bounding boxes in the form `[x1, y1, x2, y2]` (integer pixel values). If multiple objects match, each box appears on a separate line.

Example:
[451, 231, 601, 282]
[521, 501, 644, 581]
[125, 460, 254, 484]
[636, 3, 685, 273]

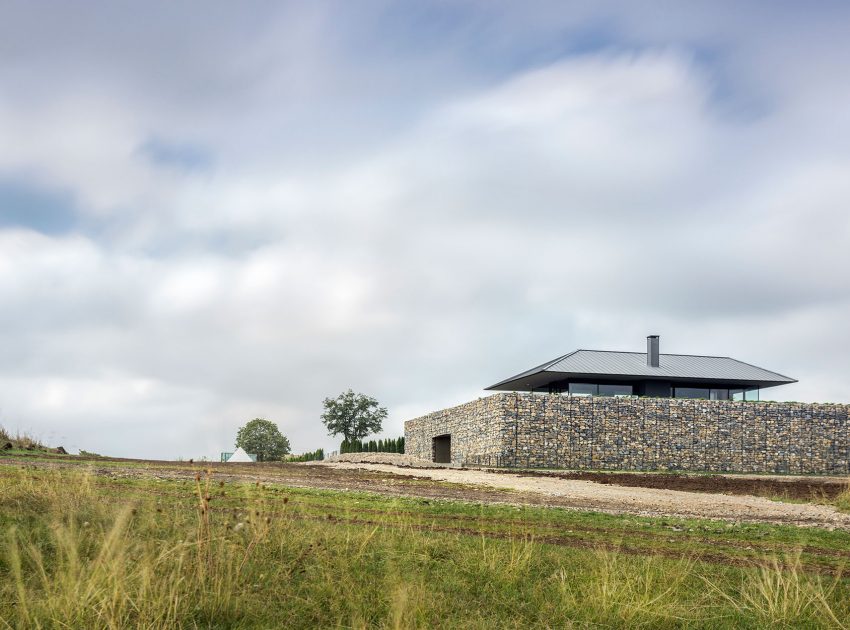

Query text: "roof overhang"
[486, 371, 795, 393]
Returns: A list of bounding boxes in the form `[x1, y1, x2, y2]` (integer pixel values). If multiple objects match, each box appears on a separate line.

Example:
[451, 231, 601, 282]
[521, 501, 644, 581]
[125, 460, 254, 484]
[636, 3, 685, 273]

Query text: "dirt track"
[4, 454, 849, 528]
[318, 461, 850, 528]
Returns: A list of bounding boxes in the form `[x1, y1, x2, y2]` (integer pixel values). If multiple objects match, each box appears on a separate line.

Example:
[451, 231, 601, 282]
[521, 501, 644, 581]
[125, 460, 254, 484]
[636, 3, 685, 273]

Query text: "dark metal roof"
[486, 349, 797, 392]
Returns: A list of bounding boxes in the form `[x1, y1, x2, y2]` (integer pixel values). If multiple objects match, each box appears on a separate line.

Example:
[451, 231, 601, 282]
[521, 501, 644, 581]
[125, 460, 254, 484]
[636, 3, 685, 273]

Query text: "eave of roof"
[485, 349, 797, 391]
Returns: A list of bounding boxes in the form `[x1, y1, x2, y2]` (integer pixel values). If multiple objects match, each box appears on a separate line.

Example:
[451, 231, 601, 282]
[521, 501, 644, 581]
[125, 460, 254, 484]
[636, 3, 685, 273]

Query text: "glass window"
[569, 383, 597, 396]
[598, 384, 633, 397]
[744, 388, 759, 401]
[674, 387, 710, 399]
[710, 389, 729, 400]
[730, 389, 745, 401]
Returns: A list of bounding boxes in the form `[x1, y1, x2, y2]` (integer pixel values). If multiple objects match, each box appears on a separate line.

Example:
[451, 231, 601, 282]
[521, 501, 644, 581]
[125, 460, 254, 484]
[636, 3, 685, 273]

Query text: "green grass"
[0, 463, 849, 628]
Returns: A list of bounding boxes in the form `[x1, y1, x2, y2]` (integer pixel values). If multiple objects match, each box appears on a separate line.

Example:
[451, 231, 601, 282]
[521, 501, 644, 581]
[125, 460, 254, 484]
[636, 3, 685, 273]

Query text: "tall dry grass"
[1, 469, 294, 628]
[0, 425, 44, 451]
[835, 477, 850, 513]
[1, 466, 848, 628]
[703, 552, 846, 628]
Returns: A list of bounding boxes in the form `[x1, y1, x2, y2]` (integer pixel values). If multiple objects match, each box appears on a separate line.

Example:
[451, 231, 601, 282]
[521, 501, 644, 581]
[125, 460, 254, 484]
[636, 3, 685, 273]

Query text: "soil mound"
[319, 452, 443, 468]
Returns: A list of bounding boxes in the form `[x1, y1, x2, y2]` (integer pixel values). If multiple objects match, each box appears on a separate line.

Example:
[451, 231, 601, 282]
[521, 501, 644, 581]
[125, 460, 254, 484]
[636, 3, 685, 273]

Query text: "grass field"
[1, 459, 849, 628]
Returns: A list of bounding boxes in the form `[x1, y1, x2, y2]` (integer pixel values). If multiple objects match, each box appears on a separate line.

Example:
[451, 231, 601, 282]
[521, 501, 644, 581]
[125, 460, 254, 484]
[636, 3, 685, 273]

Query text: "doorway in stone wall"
[432, 434, 451, 463]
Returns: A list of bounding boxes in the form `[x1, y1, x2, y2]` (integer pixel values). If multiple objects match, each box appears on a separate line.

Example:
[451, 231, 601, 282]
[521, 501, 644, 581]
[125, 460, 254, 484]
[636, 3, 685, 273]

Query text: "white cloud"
[1, 2, 849, 458]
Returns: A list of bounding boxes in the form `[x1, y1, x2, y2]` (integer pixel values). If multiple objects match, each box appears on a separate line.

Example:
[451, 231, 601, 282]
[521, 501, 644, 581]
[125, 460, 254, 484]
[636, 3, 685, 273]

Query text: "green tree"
[235, 418, 291, 462]
[321, 389, 387, 444]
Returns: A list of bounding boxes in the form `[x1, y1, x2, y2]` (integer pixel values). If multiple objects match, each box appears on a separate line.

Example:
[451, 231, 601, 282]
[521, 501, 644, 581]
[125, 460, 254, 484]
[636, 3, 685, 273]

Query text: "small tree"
[235, 418, 291, 462]
[321, 389, 387, 444]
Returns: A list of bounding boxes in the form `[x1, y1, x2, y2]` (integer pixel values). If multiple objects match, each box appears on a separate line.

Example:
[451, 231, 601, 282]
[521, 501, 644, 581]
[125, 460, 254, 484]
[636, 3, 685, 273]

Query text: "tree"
[235, 418, 291, 462]
[321, 389, 387, 444]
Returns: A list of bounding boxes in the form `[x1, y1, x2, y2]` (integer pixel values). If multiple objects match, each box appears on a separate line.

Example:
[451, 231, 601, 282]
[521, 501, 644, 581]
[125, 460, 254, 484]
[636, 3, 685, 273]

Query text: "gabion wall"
[403, 393, 850, 474]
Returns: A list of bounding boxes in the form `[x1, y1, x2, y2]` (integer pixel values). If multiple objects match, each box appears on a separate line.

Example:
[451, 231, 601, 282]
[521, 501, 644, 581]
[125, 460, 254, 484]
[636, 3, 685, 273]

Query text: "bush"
[339, 437, 404, 454]
[288, 449, 325, 463]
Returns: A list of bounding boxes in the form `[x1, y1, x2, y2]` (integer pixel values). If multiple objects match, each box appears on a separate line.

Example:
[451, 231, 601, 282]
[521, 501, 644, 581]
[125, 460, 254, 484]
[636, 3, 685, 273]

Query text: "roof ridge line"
[579, 349, 744, 360]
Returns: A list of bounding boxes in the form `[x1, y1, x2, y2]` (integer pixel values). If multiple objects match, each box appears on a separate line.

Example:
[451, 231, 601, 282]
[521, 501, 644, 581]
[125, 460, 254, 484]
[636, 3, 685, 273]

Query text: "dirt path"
[5, 454, 849, 529]
[319, 462, 850, 529]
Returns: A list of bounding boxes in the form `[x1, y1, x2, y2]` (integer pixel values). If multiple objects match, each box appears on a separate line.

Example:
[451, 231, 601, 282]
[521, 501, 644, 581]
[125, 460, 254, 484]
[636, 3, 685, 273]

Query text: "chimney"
[647, 335, 660, 367]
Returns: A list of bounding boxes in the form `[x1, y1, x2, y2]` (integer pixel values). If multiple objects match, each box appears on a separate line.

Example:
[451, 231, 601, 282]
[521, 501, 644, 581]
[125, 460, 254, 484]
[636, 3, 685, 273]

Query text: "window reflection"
[569, 383, 596, 396]
[599, 384, 633, 397]
[567, 383, 633, 397]
[674, 387, 710, 399]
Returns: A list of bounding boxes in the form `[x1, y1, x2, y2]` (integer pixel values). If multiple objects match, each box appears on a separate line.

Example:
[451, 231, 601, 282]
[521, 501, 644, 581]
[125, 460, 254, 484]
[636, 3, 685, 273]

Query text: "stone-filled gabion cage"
[403, 393, 850, 474]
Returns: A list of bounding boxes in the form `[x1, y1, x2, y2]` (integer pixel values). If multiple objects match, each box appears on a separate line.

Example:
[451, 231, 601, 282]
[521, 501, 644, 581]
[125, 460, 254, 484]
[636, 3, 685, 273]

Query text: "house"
[404, 336, 850, 474]
[485, 336, 796, 400]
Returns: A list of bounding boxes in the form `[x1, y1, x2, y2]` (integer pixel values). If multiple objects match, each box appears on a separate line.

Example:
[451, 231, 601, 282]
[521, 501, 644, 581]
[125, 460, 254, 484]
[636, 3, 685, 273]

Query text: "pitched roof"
[486, 349, 796, 391]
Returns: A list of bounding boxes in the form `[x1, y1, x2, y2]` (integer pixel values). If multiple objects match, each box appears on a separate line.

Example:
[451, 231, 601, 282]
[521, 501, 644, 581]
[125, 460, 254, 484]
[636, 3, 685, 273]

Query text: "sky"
[1, 1, 849, 459]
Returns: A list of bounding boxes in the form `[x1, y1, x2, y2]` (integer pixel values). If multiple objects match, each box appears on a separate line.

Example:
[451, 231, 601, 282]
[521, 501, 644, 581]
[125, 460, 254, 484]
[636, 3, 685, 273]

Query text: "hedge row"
[340, 437, 404, 454]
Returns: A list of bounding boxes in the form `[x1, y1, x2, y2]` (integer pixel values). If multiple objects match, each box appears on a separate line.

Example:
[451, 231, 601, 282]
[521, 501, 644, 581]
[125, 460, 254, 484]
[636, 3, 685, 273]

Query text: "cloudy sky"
[1, 1, 849, 459]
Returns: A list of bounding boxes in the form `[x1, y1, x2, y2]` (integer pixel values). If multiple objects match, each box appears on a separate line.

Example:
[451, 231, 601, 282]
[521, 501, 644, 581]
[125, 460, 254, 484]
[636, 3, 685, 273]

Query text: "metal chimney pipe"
[647, 335, 660, 367]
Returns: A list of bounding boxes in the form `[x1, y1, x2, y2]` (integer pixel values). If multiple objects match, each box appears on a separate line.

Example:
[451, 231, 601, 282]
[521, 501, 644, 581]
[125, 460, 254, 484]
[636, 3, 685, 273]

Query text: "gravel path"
[320, 453, 446, 467]
[321, 461, 850, 528]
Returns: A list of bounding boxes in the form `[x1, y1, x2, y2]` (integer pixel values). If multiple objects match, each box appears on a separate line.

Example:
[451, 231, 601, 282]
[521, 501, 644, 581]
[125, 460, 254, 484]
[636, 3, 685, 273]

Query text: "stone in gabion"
[404, 393, 850, 474]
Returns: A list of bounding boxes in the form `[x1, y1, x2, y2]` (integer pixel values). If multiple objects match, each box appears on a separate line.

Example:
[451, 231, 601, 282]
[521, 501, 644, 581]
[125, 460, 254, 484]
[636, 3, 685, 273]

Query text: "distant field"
[1, 455, 849, 628]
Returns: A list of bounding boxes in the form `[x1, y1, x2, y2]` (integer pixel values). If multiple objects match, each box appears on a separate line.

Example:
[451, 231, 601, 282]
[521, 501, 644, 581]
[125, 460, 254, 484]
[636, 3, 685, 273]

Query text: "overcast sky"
[1, 1, 849, 459]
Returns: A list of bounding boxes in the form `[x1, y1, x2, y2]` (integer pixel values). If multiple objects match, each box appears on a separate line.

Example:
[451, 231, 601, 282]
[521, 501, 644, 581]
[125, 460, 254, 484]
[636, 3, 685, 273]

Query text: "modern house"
[485, 336, 797, 400]
[404, 335, 850, 474]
